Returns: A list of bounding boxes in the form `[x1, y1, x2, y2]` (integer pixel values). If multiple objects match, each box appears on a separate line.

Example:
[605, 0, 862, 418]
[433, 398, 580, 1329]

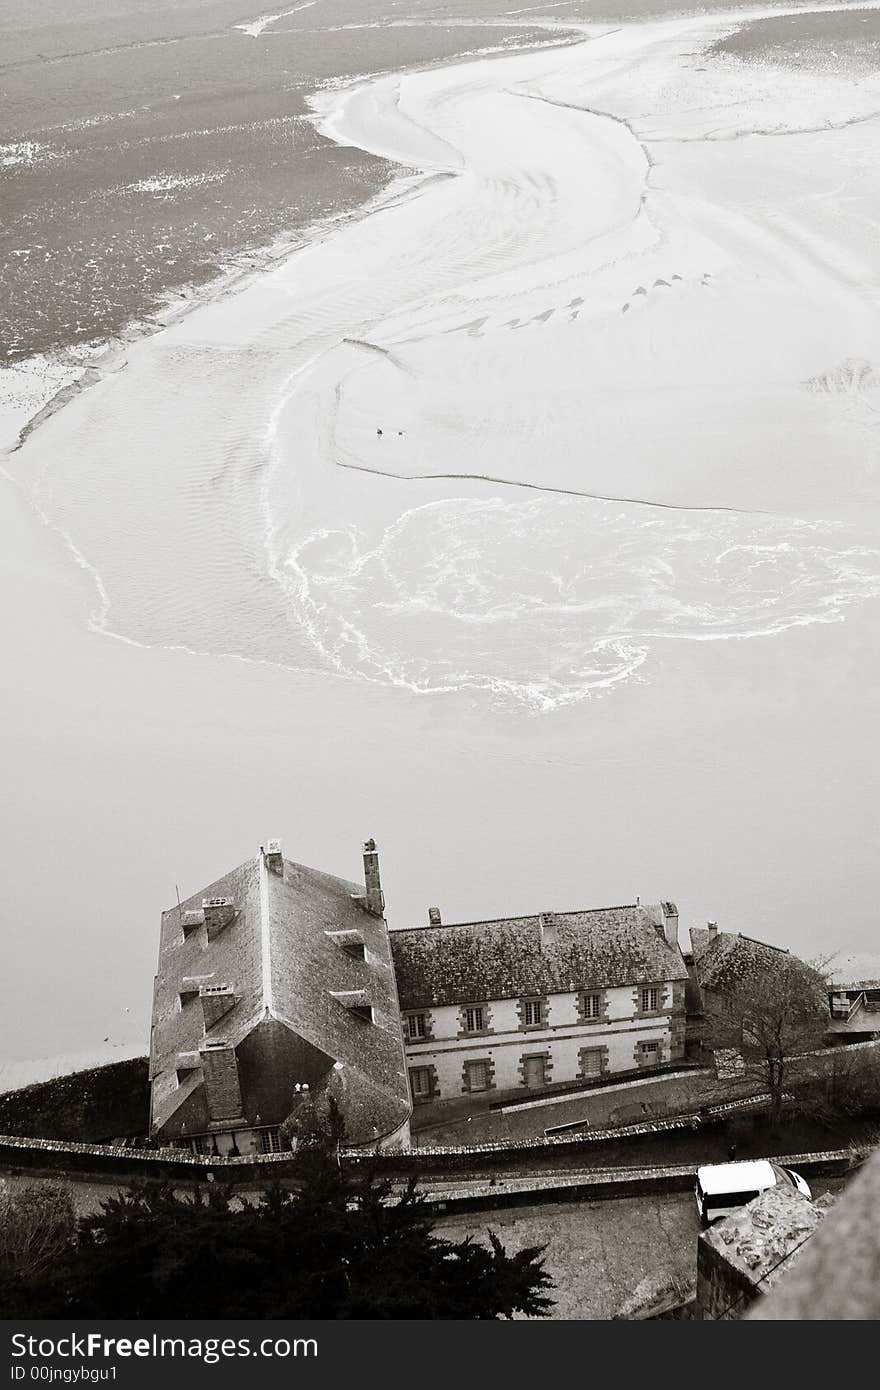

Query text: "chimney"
[538, 912, 558, 950]
[200, 983, 235, 1031]
[362, 838, 384, 917]
[199, 1041, 244, 1122]
[428, 907, 442, 926]
[202, 896, 235, 939]
[660, 901, 679, 950]
[264, 839, 283, 876]
[707, 921, 719, 940]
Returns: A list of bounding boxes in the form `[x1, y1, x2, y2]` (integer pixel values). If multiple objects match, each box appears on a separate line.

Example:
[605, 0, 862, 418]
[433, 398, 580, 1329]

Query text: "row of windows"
[189, 1127, 282, 1156]
[405, 987, 664, 1040]
[409, 1040, 662, 1100]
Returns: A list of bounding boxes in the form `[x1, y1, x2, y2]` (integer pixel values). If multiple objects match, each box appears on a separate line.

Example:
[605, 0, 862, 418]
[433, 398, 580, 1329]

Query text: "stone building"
[149, 840, 411, 1155]
[390, 902, 688, 1108]
[686, 923, 795, 1006]
[684, 924, 833, 1067]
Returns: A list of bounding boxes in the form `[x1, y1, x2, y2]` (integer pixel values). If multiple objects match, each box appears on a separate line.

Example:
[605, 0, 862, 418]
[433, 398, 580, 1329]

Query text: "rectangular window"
[464, 1006, 485, 1033]
[705, 1190, 759, 1212]
[406, 1012, 427, 1040]
[409, 1067, 433, 1099]
[465, 1060, 489, 1092]
[582, 992, 601, 1019]
[522, 1055, 547, 1088]
[641, 987, 659, 1012]
[580, 1048, 603, 1077]
[260, 1128, 282, 1154]
[522, 999, 543, 1027]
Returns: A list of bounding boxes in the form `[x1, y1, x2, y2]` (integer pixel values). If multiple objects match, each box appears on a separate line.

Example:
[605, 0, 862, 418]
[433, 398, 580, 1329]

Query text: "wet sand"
[2, 469, 878, 1059]
[2, 2, 880, 1061]
[712, 5, 880, 71]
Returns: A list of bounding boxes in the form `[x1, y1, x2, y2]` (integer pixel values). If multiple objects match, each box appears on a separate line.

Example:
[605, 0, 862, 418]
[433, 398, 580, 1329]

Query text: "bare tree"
[702, 953, 830, 1125]
[0, 1181, 76, 1283]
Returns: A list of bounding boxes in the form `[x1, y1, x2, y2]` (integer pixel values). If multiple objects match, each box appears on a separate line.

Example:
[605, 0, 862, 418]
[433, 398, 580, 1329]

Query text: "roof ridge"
[392, 903, 643, 933]
[259, 849, 273, 1016]
[736, 933, 789, 954]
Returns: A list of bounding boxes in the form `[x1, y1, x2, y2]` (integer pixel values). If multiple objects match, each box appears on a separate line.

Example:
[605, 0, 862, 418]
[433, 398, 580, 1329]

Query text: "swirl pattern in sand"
[283, 497, 880, 709]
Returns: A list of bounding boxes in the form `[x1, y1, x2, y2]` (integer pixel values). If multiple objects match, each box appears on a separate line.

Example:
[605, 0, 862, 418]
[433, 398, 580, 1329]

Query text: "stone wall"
[696, 1186, 833, 1320]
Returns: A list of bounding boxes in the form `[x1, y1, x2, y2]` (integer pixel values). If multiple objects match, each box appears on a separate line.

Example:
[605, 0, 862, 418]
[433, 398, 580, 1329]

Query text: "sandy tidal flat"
[2, 2, 880, 1057]
[9, 3, 880, 707]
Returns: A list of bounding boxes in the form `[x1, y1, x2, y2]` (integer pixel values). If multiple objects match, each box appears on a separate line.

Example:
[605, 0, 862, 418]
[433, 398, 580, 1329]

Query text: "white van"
[695, 1159, 812, 1225]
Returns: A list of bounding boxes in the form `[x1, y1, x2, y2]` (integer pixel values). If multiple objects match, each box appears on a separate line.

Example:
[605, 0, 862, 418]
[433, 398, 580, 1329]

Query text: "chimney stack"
[538, 912, 558, 950]
[362, 839, 384, 917]
[199, 1041, 244, 1122]
[660, 901, 679, 950]
[264, 839, 283, 876]
[428, 907, 442, 926]
[202, 896, 235, 938]
[707, 921, 719, 940]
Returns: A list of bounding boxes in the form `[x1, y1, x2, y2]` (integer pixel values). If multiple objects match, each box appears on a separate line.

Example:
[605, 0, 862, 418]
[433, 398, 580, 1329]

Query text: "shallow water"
[0, 0, 569, 365]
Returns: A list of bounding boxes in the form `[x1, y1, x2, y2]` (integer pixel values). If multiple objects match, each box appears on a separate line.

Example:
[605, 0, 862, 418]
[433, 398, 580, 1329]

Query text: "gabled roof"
[690, 929, 790, 994]
[149, 850, 410, 1145]
[390, 904, 686, 1010]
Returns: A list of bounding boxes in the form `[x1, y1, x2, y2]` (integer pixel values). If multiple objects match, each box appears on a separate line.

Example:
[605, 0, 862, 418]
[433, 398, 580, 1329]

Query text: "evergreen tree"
[4, 1125, 553, 1319]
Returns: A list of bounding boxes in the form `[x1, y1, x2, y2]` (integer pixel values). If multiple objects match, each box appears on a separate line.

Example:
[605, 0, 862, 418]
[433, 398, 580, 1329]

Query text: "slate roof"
[149, 849, 411, 1146]
[690, 929, 790, 995]
[390, 904, 687, 1010]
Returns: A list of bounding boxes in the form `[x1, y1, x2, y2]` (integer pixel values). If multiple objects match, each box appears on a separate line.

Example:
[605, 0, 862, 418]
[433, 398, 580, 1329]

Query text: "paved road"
[433, 1176, 847, 1319]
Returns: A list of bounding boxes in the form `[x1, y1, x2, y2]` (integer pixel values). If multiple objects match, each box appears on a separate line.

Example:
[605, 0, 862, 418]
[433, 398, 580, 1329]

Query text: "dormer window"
[330, 989, 373, 1023]
[324, 929, 366, 960]
[180, 909, 204, 938]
